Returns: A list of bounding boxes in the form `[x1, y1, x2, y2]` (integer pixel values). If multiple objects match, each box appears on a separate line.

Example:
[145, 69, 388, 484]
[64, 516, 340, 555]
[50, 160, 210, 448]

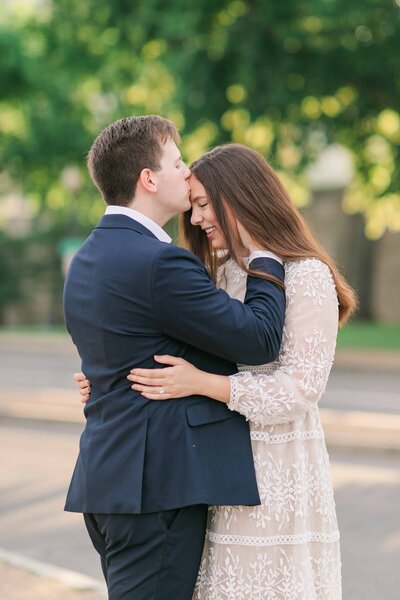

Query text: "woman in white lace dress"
[193, 256, 343, 600]
[77, 144, 357, 599]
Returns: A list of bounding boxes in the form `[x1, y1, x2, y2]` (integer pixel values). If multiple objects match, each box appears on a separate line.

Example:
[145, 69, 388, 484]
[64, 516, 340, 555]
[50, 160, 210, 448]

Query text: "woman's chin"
[210, 238, 227, 251]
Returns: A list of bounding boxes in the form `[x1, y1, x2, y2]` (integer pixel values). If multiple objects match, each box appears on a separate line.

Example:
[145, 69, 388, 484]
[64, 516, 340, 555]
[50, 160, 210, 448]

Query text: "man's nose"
[184, 165, 191, 179]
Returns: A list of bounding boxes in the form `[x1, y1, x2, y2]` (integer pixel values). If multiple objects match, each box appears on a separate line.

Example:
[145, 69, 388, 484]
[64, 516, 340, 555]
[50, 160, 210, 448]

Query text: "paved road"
[1, 332, 399, 414]
[1, 418, 399, 600]
[1, 333, 399, 597]
[323, 370, 400, 414]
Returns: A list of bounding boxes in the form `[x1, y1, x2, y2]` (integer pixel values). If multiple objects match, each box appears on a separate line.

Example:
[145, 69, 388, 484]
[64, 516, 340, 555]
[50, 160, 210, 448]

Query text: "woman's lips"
[205, 226, 217, 237]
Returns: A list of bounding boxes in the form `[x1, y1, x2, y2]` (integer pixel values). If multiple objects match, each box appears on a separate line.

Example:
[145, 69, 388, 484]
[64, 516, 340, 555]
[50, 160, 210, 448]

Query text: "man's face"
[154, 138, 191, 217]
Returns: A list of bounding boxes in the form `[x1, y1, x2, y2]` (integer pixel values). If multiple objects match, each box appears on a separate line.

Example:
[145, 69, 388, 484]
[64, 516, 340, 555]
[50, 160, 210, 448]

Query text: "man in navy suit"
[64, 115, 285, 599]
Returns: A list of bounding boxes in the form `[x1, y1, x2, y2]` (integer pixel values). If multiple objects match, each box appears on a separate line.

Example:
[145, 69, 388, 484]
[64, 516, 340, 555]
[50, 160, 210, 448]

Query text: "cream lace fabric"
[194, 258, 342, 600]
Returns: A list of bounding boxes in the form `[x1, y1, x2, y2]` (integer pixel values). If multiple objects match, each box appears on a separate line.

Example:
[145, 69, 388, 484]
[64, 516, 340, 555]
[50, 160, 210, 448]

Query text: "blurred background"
[0, 0, 400, 330]
[0, 1, 399, 599]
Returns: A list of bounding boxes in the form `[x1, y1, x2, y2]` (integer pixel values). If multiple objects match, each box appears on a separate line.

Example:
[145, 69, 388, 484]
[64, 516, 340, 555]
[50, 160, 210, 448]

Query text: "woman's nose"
[190, 209, 202, 225]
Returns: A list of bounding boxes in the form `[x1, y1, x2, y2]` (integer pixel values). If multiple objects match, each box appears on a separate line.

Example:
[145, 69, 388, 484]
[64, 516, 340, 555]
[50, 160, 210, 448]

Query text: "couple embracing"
[64, 115, 356, 599]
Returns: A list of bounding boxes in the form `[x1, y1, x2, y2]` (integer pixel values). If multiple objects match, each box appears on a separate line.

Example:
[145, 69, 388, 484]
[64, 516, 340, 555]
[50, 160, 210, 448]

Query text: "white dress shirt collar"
[105, 205, 172, 244]
[247, 250, 283, 265]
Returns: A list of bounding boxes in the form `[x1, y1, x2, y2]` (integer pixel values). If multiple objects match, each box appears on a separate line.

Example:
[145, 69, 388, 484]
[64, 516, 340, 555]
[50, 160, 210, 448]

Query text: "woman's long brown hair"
[180, 143, 357, 326]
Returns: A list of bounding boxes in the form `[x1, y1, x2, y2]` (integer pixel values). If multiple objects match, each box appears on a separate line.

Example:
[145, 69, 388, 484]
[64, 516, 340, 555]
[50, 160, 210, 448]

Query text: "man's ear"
[138, 168, 157, 193]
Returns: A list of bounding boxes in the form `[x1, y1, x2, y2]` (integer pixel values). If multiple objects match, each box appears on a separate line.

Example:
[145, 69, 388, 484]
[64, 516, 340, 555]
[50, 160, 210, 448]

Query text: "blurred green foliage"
[0, 231, 22, 321]
[1, 0, 400, 322]
[1, 0, 400, 230]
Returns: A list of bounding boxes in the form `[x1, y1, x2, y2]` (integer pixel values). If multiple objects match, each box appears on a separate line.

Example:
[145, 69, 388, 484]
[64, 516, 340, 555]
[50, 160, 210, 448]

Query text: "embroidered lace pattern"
[250, 428, 325, 444]
[194, 258, 341, 599]
[194, 545, 342, 600]
[206, 530, 340, 547]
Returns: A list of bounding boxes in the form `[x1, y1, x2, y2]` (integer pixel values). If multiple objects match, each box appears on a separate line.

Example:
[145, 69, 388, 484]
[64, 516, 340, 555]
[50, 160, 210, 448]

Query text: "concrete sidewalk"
[0, 564, 102, 600]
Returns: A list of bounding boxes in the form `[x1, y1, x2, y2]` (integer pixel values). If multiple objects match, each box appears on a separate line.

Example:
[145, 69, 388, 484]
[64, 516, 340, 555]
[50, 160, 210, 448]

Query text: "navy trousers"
[84, 505, 208, 599]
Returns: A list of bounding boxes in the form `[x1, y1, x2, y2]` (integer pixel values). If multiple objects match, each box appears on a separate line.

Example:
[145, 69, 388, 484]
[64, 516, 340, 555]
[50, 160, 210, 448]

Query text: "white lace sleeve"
[228, 259, 339, 425]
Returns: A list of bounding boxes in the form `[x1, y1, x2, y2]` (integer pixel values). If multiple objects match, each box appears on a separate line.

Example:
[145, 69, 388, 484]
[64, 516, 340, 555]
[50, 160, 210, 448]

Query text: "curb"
[1, 388, 400, 454]
[0, 388, 85, 425]
[0, 548, 106, 596]
[320, 408, 400, 454]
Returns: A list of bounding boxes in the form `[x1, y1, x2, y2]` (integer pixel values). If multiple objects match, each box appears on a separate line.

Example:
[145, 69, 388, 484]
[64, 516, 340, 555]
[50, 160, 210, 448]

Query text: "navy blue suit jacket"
[64, 214, 285, 513]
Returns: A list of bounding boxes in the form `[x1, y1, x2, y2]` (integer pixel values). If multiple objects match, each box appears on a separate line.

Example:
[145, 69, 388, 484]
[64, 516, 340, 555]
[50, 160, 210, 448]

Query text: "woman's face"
[189, 175, 228, 250]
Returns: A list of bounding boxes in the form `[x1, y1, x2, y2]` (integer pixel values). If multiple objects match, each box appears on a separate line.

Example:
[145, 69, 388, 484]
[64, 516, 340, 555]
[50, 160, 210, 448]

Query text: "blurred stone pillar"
[302, 145, 374, 319]
[371, 231, 400, 322]
[302, 187, 349, 269]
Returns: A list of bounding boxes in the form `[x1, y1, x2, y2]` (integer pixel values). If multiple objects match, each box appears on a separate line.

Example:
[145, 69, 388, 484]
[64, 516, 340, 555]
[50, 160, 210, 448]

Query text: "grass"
[337, 321, 400, 350]
[0, 325, 66, 335]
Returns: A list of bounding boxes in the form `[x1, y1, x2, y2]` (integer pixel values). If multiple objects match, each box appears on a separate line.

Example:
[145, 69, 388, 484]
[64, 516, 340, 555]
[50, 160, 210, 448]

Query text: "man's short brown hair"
[87, 115, 180, 206]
